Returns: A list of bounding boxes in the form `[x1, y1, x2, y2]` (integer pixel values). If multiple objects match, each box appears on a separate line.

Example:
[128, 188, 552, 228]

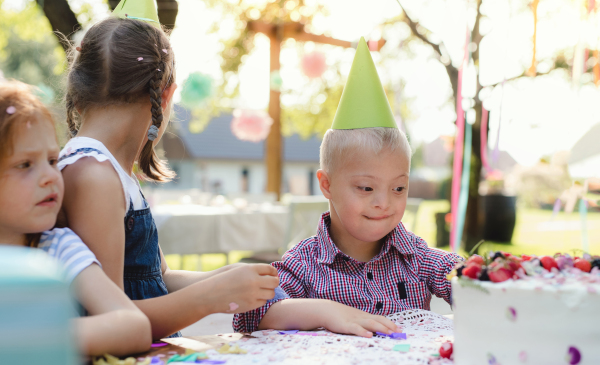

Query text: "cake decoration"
[518, 350, 527, 362]
[566, 346, 581, 365]
[448, 251, 600, 284]
[506, 307, 517, 322]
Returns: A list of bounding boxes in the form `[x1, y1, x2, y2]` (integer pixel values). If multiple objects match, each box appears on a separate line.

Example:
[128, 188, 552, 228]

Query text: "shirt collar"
[316, 212, 416, 265]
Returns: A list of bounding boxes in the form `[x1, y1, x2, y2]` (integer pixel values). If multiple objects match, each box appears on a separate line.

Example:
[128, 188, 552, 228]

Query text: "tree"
[37, 0, 179, 50]
[395, 0, 573, 251]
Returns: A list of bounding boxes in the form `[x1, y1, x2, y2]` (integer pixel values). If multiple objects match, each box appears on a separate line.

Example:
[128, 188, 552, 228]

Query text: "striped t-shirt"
[38, 228, 100, 283]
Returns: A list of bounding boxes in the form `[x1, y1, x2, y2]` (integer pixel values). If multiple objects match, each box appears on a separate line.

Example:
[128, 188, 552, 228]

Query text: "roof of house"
[165, 106, 321, 163]
[569, 122, 600, 164]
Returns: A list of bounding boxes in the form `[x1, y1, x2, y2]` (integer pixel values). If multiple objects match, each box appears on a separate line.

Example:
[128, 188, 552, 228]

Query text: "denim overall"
[59, 147, 181, 337]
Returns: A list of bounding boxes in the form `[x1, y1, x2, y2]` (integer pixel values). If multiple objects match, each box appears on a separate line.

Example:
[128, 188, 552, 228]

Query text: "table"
[103, 309, 454, 365]
[152, 204, 289, 255]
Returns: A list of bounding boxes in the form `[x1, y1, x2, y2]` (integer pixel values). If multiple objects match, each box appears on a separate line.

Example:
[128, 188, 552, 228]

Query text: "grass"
[165, 200, 600, 271]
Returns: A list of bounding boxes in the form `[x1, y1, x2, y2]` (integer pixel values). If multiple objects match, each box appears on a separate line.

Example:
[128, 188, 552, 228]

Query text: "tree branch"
[397, 1, 442, 57]
[36, 0, 80, 50]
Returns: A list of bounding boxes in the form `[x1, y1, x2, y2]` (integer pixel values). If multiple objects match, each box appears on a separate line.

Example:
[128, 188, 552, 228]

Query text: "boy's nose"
[372, 191, 391, 210]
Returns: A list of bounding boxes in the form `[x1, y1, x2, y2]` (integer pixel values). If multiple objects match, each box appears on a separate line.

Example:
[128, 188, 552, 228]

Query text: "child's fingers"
[253, 264, 278, 277]
[257, 288, 276, 300]
[258, 275, 280, 289]
[345, 323, 373, 338]
[373, 316, 400, 332]
[360, 318, 394, 335]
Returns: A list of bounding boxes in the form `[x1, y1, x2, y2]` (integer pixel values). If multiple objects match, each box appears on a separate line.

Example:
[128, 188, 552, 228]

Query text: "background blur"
[1, 0, 599, 269]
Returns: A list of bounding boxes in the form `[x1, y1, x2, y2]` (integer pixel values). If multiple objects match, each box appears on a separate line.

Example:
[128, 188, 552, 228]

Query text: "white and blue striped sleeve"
[38, 228, 101, 283]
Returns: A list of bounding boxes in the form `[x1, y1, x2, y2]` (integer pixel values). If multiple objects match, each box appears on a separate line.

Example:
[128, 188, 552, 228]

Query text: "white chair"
[281, 196, 330, 252]
[239, 195, 329, 263]
[403, 198, 422, 232]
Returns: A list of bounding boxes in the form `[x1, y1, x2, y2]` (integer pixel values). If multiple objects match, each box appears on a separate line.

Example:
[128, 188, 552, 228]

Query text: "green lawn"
[166, 200, 600, 271]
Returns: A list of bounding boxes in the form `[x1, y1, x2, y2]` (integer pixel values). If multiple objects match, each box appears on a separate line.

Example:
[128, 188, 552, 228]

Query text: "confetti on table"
[393, 344, 410, 353]
[151, 342, 168, 348]
[278, 330, 299, 335]
[217, 344, 247, 354]
[376, 332, 407, 340]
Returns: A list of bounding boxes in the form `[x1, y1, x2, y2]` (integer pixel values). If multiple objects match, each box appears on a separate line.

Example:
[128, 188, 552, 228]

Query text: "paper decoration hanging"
[450, 27, 471, 252]
[480, 106, 491, 173]
[180, 72, 213, 108]
[269, 70, 283, 92]
[301, 51, 327, 78]
[231, 109, 273, 142]
[454, 121, 472, 254]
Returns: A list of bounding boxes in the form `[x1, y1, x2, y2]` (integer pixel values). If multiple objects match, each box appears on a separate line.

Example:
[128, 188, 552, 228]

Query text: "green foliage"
[0, 0, 66, 103]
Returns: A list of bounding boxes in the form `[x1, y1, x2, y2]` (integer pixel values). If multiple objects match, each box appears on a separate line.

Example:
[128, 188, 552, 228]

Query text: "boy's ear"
[161, 83, 177, 109]
[317, 169, 332, 199]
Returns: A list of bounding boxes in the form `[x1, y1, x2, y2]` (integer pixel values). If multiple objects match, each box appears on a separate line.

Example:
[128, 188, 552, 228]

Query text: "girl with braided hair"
[57, 12, 279, 340]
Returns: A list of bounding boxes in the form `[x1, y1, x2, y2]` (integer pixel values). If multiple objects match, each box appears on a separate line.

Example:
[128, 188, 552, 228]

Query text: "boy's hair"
[0, 80, 54, 247]
[65, 17, 175, 182]
[320, 127, 412, 173]
[0, 80, 54, 162]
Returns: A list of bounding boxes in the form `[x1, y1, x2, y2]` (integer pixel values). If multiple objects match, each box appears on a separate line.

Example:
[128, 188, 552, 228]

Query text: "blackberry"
[492, 251, 505, 261]
[591, 259, 600, 270]
[479, 267, 490, 281]
[456, 265, 465, 277]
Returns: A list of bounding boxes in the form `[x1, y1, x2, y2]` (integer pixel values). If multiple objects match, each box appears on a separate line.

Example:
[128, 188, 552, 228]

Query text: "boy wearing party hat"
[233, 38, 461, 336]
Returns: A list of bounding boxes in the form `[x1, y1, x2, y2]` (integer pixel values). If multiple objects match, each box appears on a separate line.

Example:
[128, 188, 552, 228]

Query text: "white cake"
[452, 274, 600, 365]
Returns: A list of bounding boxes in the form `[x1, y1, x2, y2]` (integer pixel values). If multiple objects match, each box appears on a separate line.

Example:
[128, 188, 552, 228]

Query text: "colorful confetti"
[6, 106, 16, 114]
[393, 344, 410, 352]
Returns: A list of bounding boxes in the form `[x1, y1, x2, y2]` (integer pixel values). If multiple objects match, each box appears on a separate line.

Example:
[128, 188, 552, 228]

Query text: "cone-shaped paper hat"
[331, 37, 397, 130]
[113, 0, 160, 28]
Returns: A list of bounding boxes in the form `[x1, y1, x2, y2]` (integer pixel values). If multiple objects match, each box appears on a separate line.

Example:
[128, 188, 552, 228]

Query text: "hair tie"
[147, 124, 159, 141]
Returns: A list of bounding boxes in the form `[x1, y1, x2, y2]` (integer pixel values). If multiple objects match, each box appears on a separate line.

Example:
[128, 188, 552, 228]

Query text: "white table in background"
[152, 204, 289, 255]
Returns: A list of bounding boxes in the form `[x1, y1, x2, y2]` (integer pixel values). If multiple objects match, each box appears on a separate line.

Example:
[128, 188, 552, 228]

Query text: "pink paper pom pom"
[301, 52, 327, 78]
[231, 109, 273, 142]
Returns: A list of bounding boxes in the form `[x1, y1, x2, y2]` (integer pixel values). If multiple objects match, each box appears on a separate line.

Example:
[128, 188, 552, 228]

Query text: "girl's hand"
[321, 301, 400, 338]
[208, 264, 279, 314]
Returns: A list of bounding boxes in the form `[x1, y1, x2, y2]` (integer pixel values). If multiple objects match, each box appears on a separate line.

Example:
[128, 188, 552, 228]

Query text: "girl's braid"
[149, 61, 165, 130]
[65, 94, 78, 137]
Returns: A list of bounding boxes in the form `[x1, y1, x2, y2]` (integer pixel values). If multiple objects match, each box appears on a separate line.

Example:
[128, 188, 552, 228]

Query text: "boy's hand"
[322, 301, 400, 338]
[208, 264, 279, 314]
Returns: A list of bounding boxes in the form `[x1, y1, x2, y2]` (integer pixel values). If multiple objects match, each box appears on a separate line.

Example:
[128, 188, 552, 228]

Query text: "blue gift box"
[0, 246, 78, 365]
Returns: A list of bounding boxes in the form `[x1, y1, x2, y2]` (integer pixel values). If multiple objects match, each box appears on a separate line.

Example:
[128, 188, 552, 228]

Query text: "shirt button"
[367, 272, 373, 280]
[342, 256, 350, 262]
[376, 302, 383, 310]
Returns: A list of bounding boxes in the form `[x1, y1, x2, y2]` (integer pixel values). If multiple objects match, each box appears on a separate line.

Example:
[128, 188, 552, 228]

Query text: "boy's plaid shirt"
[233, 212, 462, 333]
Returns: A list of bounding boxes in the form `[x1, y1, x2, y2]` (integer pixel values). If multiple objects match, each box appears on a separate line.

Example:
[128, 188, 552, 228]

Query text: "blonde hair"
[320, 127, 412, 173]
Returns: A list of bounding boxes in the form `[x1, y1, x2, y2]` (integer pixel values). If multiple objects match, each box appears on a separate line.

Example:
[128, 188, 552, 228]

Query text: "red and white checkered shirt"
[233, 212, 462, 333]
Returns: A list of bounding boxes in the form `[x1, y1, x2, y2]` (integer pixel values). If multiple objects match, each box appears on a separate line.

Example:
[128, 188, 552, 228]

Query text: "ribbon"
[579, 198, 589, 253]
[480, 107, 491, 173]
[551, 198, 561, 220]
[450, 27, 471, 252]
[454, 121, 472, 253]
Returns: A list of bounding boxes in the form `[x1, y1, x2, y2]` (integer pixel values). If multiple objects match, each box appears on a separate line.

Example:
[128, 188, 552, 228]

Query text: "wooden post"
[246, 20, 385, 200]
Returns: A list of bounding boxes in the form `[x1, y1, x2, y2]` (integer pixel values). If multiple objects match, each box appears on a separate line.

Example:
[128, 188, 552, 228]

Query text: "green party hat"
[331, 37, 397, 130]
[113, 0, 160, 28]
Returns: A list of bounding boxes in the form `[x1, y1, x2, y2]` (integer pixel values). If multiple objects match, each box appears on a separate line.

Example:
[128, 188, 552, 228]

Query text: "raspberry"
[574, 259, 591, 273]
[540, 256, 559, 271]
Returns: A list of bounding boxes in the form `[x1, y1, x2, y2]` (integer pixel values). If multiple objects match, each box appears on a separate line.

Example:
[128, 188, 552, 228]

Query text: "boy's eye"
[358, 186, 373, 192]
[394, 187, 405, 192]
[49, 158, 58, 166]
[17, 161, 31, 169]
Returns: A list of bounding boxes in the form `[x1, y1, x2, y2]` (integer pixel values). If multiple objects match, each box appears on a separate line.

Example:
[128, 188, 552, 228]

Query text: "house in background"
[160, 106, 322, 196]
